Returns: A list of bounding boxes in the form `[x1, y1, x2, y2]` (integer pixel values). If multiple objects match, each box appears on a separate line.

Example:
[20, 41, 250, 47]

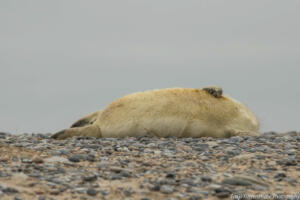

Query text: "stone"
[160, 185, 174, 194]
[166, 173, 176, 179]
[2, 187, 19, 194]
[21, 157, 32, 163]
[201, 176, 212, 182]
[68, 155, 81, 162]
[32, 156, 44, 164]
[274, 171, 287, 181]
[87, 188, 97, 196]
[83, 174, 97, 182]
[74, 188, 86, 194]
[222, 176, 268, 187]
[214, 187, 232, 199]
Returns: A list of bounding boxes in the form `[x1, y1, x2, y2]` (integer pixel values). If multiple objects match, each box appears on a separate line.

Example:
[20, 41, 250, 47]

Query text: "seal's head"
[203, 86, 223, 98]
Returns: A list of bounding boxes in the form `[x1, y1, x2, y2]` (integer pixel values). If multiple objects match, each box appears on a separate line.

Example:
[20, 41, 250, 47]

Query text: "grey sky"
[0, 0, 299, 134]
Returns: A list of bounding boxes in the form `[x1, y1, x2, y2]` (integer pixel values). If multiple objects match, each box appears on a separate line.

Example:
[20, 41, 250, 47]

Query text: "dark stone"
[214, 188, 232, 198]
[86, 154, 96, 162]
[150, 184, 160, 191]
[166, 173, 176, 179]
[274, 171, 287, 181]
[120, 170, 131, 178]
[100, 189, 110, 196]
[285, 159, 297, 166]
[3, 187, 19, 194]
[222, 178, 252, 186]
[216, 192, 231, 198]
[83, 174, 97, 182]
[189, 195, 202, 200]
[264, 167, 277, 171]
[87, 188, 97, 196]
[201, 176, 212, 182]
[123, 189, 134, 197]
[38, 196, 46, 200]
[68, 155, 81, 162]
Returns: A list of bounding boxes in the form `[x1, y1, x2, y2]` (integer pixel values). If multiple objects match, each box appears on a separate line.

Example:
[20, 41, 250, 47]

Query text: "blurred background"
[0, 0, 299, 134]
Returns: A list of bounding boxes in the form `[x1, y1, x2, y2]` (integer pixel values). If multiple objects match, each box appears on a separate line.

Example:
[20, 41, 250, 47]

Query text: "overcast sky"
[0, 0, 299, 134]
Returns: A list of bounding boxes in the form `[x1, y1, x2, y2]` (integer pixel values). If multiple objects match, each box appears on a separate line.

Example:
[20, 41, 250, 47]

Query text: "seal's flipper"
[203, 86, 223, 98]
[51, 124, 102, 139]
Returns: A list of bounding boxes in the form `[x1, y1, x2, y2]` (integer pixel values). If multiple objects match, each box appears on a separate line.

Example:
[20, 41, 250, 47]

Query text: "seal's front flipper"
[203, 86, 223, 98]
[51, 125, 102, 139]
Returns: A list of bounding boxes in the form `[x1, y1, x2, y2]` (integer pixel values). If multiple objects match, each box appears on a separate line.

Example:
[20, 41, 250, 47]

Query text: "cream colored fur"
[52, 87, 259, 139]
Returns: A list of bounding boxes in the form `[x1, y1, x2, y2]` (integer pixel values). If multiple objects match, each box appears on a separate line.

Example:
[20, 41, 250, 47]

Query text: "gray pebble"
[38, 196, 46, 200]
[68, 155, 81, 162]
[222, 177, 253, 186]
[160, 185, 174, 194]
[100, 189, 110, 196]
[87, 188, 98, 196]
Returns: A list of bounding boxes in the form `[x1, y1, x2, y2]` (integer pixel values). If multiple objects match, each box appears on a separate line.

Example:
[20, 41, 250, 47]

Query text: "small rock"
[110, 167, 132, 177]
[285, 159, 297, 166]
[68, 155, 81, 162]
[222, 176, 268, 187]
[250, 184, 268, 191]
[21, 157, 32, 163]
[189, 195, 202, 200]
[201, 176, 212, 182]
[50, 189, 60, 195]
[32, 156, 44, 164]
[86, 154, 96, 162]
[193, 143, 209, 151]
[38, 196, 46, 200]
[214, 187, 232, 199]
[87, 188, 97, 196]
[0, 155, 9, 162]
[274, 171, 286, 181]
[100, 189, 110, 196]
[2, 187, 19, 194]
[160, 185, 174, 194]
[166, 173, 176, 179]
[83, 174, 97, 182]
[74, 188, 86, 194]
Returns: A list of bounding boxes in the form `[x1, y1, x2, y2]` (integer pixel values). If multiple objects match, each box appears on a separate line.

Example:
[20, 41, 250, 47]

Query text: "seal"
[52, 86, 259, 139]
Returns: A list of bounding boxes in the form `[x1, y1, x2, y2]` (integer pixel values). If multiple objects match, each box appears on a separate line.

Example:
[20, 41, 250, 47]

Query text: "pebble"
[86, 188, 97, 196]
[83, 174, 97, 182]
[222, 176, 268, 187]
[160, 185, 174, 194]
[68, 155, 81, 162]
[32, 156, 44, 164]
[74, 187, 86, 194]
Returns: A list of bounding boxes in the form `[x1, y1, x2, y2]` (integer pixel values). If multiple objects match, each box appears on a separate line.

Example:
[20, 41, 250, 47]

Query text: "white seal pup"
[52, 86, 259, 139]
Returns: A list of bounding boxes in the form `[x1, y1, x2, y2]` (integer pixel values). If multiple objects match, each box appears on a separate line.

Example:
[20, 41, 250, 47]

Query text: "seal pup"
[52, 86, 259, 139]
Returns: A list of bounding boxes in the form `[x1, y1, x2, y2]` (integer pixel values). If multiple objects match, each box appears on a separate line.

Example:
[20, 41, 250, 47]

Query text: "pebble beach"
[0, 131, 299, 200]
